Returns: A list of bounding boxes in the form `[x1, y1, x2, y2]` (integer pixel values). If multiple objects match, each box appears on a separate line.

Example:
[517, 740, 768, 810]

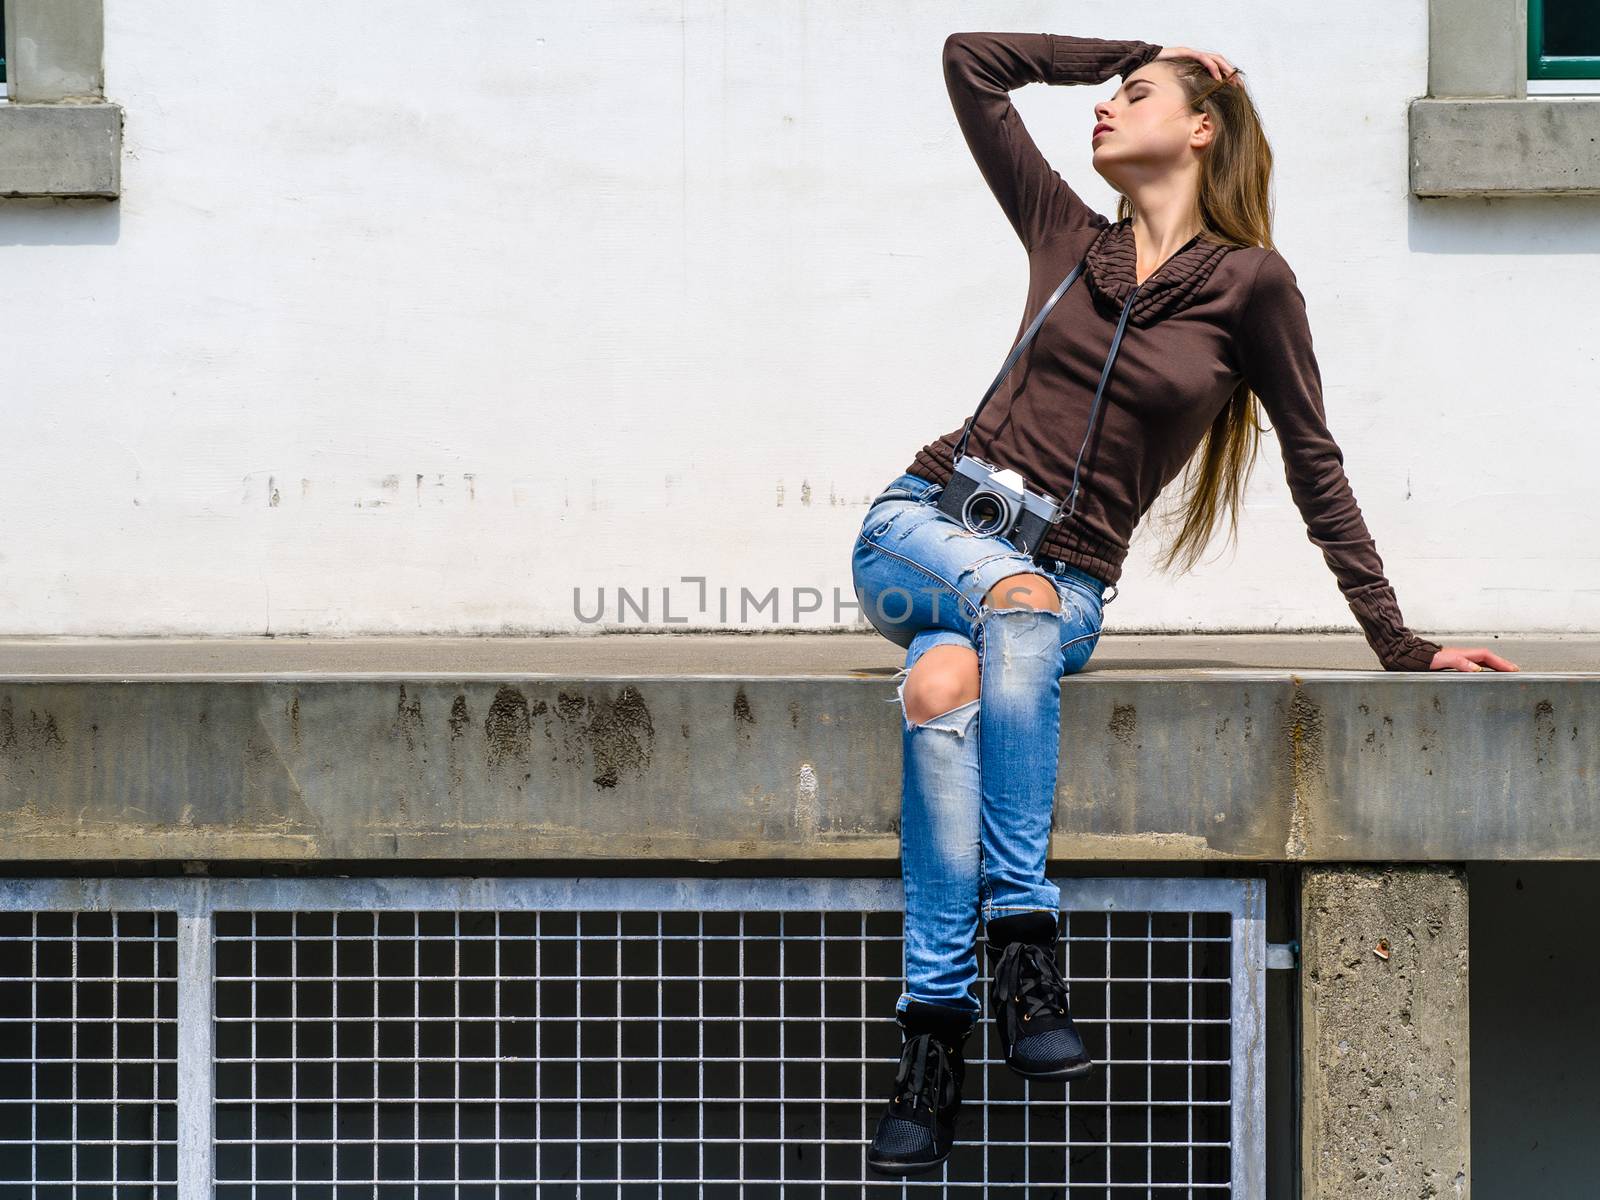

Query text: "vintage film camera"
[935, 456, 1064, 555]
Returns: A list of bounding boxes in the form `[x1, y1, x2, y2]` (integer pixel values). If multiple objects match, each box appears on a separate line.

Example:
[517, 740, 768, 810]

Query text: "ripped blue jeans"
[851, 471, 1118, 1018]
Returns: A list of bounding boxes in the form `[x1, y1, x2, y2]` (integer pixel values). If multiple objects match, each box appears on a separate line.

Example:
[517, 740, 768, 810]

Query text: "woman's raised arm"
[943, 31, 1162, 253]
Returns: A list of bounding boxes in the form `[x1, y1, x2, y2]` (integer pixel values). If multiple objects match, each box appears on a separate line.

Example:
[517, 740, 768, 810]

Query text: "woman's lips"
[1091, 124, 1112, 141]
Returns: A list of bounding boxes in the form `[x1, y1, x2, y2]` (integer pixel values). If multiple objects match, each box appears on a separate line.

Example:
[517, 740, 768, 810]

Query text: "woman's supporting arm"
[943, 31, 1162, 253]
[1235, 252, 1443, 672]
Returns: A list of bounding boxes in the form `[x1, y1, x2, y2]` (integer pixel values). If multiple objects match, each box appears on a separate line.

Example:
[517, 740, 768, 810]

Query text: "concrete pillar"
[1300, 865, 1469, 1199]
[7, 0, 105, 102]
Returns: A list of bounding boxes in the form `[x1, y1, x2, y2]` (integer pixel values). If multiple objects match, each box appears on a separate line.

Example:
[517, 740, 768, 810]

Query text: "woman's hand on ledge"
[1429, 646, 1520, 672]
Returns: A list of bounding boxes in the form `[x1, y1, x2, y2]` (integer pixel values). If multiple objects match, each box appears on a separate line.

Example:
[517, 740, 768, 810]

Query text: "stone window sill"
[1410, 96, 1600, 196]
[0, 100, 121, 197]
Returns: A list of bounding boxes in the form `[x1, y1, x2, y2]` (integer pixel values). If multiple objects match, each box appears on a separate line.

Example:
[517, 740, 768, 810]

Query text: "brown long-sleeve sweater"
[907, 31, 1442, 672]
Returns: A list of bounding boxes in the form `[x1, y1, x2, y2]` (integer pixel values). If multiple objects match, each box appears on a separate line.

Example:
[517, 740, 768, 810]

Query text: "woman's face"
[1090, 64, 1207, 182]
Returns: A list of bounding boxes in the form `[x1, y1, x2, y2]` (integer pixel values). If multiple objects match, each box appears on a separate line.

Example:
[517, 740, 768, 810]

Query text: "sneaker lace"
[890, 1032, 952, 1116]
[992, 939, 1071, 1027]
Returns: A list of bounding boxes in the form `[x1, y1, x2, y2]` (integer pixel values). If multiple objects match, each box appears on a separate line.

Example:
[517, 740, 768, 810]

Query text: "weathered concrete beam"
[0, 102, 121, 197]
[0, 634, 1594, 865]
[1300, 866, 1469, 1199]
[1411, 97, 1600, 196]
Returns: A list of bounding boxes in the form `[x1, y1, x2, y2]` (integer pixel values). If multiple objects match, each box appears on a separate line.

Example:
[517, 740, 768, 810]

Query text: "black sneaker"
[985, 910, 1093, 1080]
[865, 999, 976, 1176]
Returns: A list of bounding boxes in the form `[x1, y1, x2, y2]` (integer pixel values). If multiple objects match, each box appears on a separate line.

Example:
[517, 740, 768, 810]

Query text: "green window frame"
[1529, 0, 1600, 80]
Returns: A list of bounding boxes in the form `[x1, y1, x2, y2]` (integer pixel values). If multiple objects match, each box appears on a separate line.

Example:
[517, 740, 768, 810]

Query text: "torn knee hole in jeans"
[906, 695, 981, 734]
[890, 667, 981, 734]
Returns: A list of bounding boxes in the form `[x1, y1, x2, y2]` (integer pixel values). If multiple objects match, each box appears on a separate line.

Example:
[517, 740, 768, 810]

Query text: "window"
[1410, 0, 1600, 195]
[1528, 0, 1600, 94]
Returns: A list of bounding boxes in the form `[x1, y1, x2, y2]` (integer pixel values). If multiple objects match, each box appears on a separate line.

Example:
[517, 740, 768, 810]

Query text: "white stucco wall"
[0, 2, 1590, 641]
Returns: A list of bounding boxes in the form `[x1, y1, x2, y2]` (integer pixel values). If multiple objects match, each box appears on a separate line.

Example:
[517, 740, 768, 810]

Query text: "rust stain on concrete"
[448, 694, 471, 743]
[0, 697, 65, 754]
[485, 686, 533, 772]
[583, 686, 655, 790]
[733, 687, 757, 732]
[392, 684, 424, 756]
[1284, 683, 1326, 859]
[522, 686, 660, 791]
[1108, 702, 1137, 745]
[444, 693, 472, 799]
[1534, 698, 1556, 770]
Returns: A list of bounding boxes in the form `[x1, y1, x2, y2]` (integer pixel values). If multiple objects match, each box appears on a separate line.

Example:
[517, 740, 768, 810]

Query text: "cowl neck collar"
[1082, 218, 1234, 327]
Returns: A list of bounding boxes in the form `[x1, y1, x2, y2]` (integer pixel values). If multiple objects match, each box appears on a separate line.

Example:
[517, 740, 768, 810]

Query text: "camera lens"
[963, 492, 1007, 535]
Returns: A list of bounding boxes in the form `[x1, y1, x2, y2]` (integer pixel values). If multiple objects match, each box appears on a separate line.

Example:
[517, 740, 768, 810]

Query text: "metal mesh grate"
[0, 877, 1264, 1198]
[209, 894, 1246, 1195]
[0, 910, 179, 1197]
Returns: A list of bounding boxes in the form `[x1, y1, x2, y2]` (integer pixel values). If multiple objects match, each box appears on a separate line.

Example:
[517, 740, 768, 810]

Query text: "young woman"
[854, 30, 1519, 1176]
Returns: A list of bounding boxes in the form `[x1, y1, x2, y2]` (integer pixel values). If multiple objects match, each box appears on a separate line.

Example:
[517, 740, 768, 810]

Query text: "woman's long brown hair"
[1113, 57, 1275, 577]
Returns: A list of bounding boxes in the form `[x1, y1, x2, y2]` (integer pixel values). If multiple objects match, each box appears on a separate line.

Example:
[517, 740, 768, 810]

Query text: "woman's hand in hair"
[1428, 646, 1520, 672]
[1152, 46, 1244, 87]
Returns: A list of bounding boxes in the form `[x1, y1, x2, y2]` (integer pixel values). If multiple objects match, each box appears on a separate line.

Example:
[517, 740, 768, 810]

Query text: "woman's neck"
[1127, 203, 1205, 286]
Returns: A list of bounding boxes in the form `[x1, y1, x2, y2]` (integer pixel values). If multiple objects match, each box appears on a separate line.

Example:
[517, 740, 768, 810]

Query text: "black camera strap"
[952, 233, 1194, 521]
[951, 256, 1090, 466]
[1062, 280, 1141, 519]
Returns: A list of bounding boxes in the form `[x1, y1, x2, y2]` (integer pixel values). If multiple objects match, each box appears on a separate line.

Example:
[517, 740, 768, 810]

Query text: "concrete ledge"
[0, 102, 121, 197]
[1410, 97, 1600, 195]
[0, 633, 1593, 865]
